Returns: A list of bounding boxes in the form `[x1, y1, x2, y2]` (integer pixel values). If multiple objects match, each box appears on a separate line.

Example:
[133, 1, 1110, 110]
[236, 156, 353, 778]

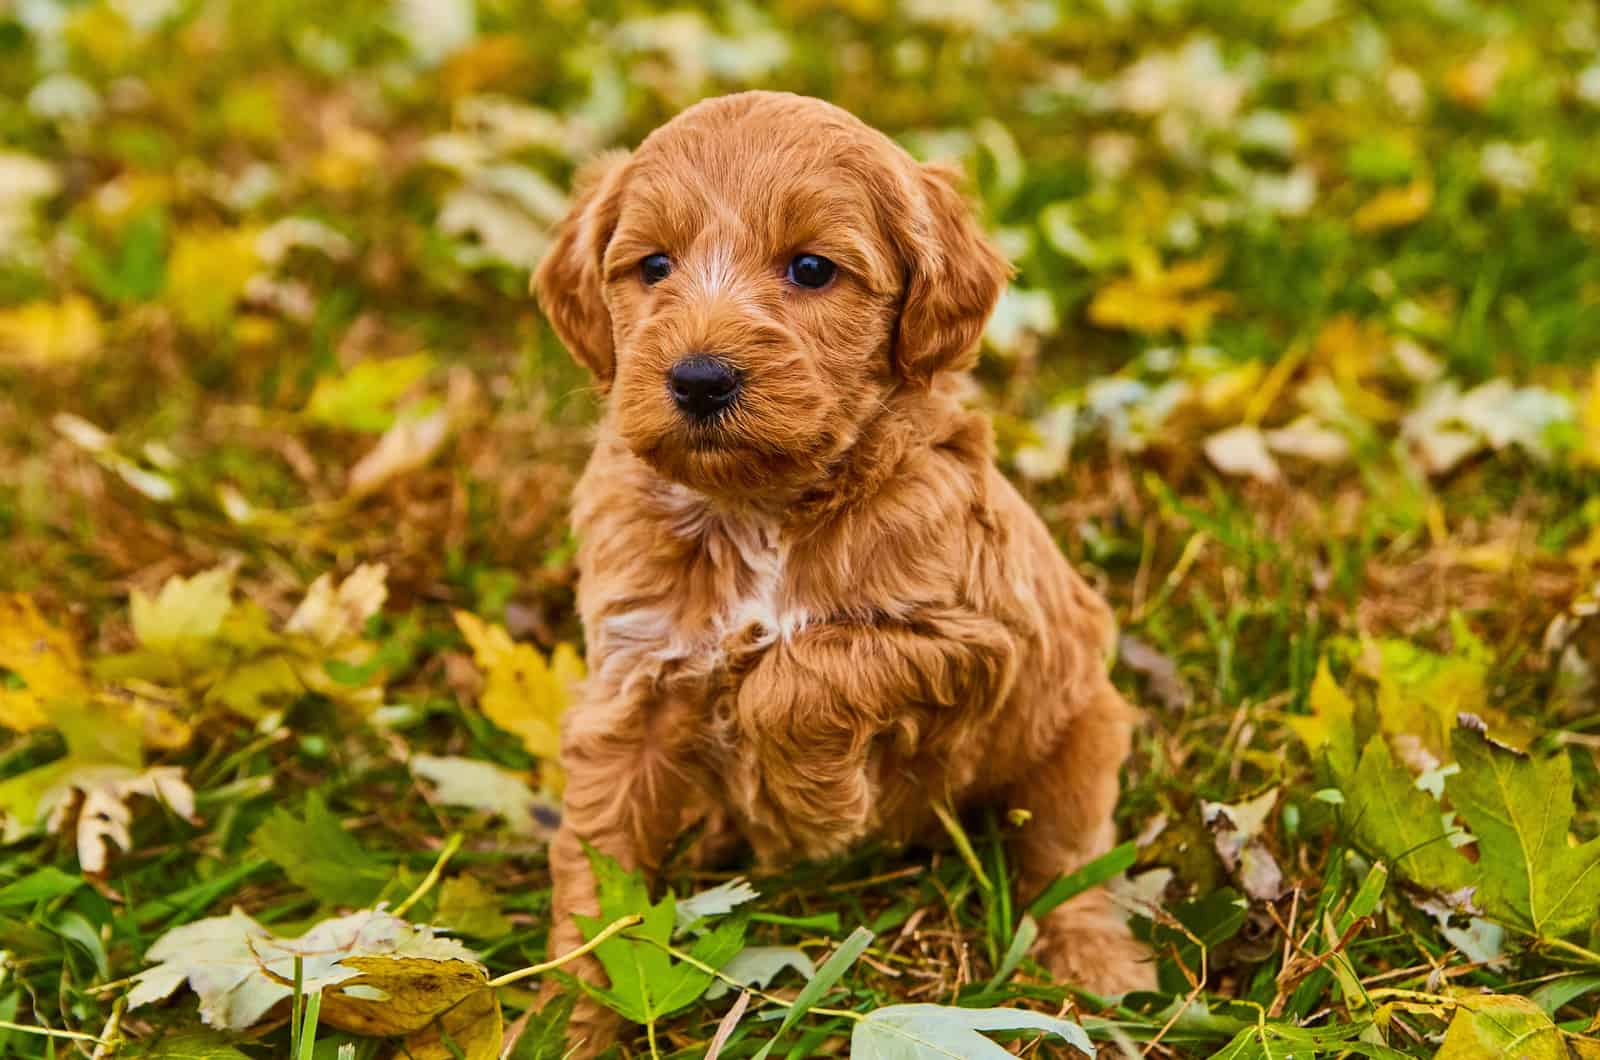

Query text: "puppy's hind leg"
[1003, 684, 1155, 997]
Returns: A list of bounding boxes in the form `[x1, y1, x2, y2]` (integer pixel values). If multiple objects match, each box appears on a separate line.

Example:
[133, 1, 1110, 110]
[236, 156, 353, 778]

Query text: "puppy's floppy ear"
[892, 162, 1012, 382]
[534, 150, 629, 384]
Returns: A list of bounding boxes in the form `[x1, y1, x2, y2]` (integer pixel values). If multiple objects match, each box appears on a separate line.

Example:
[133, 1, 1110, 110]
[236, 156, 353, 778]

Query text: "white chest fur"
[594, 486, 809, 685]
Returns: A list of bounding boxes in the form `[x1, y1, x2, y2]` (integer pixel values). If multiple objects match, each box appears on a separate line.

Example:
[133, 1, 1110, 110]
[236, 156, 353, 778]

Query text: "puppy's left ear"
[892, 162, 1012, 382]
[534, 150, 630, 385]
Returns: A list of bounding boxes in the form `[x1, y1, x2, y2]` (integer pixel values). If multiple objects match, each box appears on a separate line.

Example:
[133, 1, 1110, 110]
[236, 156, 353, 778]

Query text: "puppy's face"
[536, 92, 1009, 499]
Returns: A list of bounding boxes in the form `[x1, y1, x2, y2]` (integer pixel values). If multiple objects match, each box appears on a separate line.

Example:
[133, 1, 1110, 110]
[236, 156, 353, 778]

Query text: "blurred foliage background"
[2, 0, 1600, 1056]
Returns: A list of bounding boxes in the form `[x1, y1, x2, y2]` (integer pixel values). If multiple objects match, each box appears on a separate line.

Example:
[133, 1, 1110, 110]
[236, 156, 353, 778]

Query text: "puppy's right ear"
[534, 150, 629, 385]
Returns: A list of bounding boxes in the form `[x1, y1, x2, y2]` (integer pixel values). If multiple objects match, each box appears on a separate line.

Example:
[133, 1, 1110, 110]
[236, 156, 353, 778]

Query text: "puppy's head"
[536, 91, 1009, 498]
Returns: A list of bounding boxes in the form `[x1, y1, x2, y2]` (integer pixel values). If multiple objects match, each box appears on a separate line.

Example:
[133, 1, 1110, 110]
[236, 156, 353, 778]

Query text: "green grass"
[1, 0, 1599, 1056]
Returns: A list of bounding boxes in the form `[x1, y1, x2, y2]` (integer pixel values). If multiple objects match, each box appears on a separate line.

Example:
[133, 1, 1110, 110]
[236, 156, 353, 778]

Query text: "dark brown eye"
[787, 253, 836, 289]
[641, 254, 672, 285]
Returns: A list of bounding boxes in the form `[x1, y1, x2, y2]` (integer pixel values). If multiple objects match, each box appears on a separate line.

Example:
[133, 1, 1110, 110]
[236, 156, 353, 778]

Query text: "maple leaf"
[1287, 657, 1357, 777]
[1088, 253, 1232, 340]
[410, 753, 555, 836]
[1344, 736, 1476, 896]
[0, 295, 103, 364]
[129, 907, 483, 1032]
[1447, 724, 1600, 940]
[0, 593, 89, 731]
[453, 611, 582, 789]
[304, 354, 435, 432]
[131, 567, 235, 651]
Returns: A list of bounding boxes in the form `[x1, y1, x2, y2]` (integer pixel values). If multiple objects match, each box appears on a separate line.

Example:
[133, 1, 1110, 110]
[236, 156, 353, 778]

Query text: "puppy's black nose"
[668, 356, 739, 419]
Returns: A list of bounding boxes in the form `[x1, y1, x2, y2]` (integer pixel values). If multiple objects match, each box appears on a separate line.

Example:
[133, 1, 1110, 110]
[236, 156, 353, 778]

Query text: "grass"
[1, 0, 1599, 1056]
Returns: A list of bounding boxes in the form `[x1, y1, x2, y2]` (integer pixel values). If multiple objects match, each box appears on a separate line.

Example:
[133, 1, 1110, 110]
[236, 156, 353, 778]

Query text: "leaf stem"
[486, 914, 644, 989]
[0, 1022, 106, 1045]
[392, 831, 464, 917]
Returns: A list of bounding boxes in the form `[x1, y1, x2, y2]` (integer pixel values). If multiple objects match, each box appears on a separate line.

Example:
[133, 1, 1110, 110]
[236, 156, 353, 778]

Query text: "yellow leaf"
[285, 565, 390, 646]
[1353, 179, 1433, 233]
[399, 979, 503, 1060]
[453, 612, 582, 782]
[165, 227, 260, 332]
[1088, 254, 1231, 340]
[0, 595, 89, 731]
[316, 955, 494, 1037]
[1580, 367, 1600, 468]
[1312, 314, 1401, 422]
[0, 296, 103, 365]
[1288, 658, 1357, 775]
[131, 567, 235, 650]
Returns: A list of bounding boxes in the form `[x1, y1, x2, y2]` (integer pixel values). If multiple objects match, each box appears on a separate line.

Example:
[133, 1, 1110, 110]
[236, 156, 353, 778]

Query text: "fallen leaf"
[1353, 178, 1432, 232]
[1287, 658, 1358, 776]
[410, 753, 554, 836]
[7, 763, 197, 873]
[1263, 415, 1350, 464]
[1204, 424, 1281, 482]
[704, 946, 814, 1001]
[304, 355, 435, 432]
[128, 907, 480, 1030]
[1088, 254, 1232, 340]
[1447, 723, 1600, 939]
[434, 874, 513, 937]
[0, 296, 103, 365]
[675, 878, 760, 935]
[452, 611, 582, 786]
[1344, 736, 1476, 897]
[132, 567, 235, 651]
[250, 791, 390, 907]
[1116, 635, 1193, 711]
[165, 227, 260, 332]
[1200, 788, 1285, 902]
[851, 1003, 1093, 1058]
[285, 564, 389, 646]
[0, 594, 88, 731]
[1436, 994, 1567, 1060]
[346, 406, 452, 497]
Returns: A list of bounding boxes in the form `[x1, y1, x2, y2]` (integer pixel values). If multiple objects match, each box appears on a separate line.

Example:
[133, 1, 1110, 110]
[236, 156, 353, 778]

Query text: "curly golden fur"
[534, 91, 1153, 1054]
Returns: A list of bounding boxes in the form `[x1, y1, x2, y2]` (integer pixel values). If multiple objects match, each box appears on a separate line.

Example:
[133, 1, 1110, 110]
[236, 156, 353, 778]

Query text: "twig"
[486, 914, 643, 989]
[0, 1022, 106, 1046]
[392, 832, 464, 917]
[704, 991, 751, 1060]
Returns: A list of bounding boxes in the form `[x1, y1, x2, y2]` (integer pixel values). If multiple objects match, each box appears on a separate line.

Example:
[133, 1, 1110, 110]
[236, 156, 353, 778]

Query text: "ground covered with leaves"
[2, 0, 1599, 1057]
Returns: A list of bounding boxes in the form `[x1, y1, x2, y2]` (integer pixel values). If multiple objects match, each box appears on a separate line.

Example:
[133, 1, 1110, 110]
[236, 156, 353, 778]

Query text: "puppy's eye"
[640, 254, 673, 285]
[787, 253, 836, 289]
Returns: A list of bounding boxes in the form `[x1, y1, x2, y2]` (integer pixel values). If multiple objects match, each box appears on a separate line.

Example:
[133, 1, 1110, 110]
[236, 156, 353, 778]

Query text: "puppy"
[535, 91, 1152, 1053]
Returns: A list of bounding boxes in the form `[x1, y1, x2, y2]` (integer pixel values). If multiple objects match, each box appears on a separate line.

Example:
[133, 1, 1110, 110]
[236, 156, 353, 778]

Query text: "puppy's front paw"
[1034, 906, 1156, 998]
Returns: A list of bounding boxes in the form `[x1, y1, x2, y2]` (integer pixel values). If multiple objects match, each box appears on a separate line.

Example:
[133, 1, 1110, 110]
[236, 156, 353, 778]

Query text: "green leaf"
[1027, 841, 1136, 920]
[433, 875, 512, 937]
[705, 944, 814, 1000]
[134, 1030, 254, 1058]
[751, 926, 874, 1060]
[850, 1003, 1093, 1059]
[1344, 736, 1476, 894]
[1447, 725, 1600, 939]
[506, 993, 574, 1059]
[0, 865, 83, 908]
[573, 847, 746, 1025]
[1436, 994, 1568, 1060]
[304, 354, 434, 432]
[250, 791, 389, 908]
[1528, 973, 1600, 1017]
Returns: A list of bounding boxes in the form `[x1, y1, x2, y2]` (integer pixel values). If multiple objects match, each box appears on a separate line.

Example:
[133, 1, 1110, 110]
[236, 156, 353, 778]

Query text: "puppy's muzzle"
[668, 355, 740, 420]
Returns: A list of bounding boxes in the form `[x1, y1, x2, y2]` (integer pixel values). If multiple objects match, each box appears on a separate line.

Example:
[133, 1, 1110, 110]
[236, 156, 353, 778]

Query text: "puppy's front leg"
[732, 614, 1012, 861]
[547, 694, 703, 1057]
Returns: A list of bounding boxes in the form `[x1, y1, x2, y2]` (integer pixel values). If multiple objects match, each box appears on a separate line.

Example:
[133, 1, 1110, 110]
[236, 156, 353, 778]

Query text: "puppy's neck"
[786, 376, 989, 530]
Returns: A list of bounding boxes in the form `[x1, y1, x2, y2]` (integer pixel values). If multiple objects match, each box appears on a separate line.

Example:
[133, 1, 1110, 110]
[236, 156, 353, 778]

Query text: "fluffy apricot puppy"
[535, 91, 1152, 1053]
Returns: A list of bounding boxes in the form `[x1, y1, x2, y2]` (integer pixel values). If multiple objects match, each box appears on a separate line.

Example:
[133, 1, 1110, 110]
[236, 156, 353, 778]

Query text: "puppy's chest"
[592, 502, 807, 693]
